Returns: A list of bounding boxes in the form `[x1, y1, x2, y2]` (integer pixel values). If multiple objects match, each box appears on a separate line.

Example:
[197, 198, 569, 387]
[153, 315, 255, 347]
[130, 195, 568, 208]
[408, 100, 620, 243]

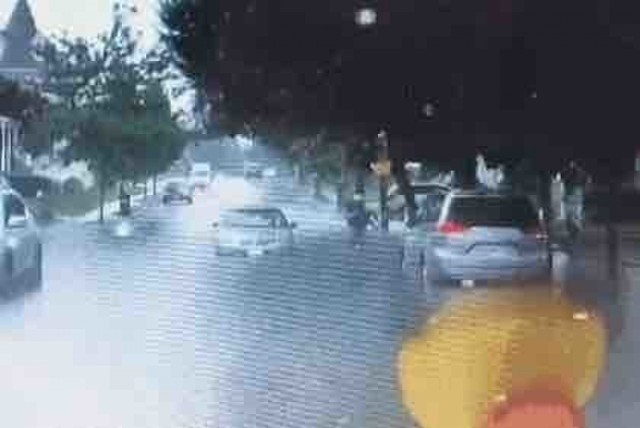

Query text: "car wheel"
[162, 197, 168, 205]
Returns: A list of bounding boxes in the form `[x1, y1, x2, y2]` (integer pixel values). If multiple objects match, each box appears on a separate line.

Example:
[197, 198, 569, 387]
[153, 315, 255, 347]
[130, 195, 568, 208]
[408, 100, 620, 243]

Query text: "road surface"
[0, 173, 636, 428]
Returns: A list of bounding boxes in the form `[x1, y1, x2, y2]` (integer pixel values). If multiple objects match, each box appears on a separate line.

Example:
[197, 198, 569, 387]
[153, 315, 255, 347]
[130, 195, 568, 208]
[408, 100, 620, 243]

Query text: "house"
[0, 0, 42, 173]
[0, 0, 43, 87]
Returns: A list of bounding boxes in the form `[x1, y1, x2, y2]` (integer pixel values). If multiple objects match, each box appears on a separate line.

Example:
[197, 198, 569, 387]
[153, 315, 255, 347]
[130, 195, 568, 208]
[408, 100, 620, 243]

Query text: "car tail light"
[438, 221, 468, 235]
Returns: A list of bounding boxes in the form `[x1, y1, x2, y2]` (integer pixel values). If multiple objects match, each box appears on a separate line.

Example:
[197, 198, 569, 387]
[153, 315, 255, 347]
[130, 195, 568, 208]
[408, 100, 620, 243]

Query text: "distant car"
[162, 181, 194, 205]
[0, 180, 42, 289]
[190, 162, 212, 189]
[243, 162, 263, 179]
[213, 207, 297, 256]
[263, 167, 277, 178]
[403, 190, 549, 287]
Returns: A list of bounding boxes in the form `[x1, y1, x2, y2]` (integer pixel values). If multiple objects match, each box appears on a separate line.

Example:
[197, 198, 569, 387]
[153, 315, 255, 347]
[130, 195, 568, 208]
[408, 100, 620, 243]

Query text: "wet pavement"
[0, 175, 637, 428]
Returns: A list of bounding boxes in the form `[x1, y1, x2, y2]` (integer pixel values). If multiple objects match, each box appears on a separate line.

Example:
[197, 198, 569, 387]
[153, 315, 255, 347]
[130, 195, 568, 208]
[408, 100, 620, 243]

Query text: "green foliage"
[44, 2, 185, 185]
[0, 76, 49, 156]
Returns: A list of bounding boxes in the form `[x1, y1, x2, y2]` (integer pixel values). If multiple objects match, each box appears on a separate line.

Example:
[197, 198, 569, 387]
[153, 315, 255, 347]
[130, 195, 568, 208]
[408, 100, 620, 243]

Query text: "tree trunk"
[295, 160, 306, 185]
[537, 171, 554, 273]
[606, 180, 620, 283]
[153, 174, 158, 196]
[337, 144, 348, 209]
[355, 165, 365, 196]
[98, 171, 106, 224]
[144, 179, 148, 199]
[313, 173, 322, 199]
[379, 175, 390, 231]
[393, 158, 416, 226]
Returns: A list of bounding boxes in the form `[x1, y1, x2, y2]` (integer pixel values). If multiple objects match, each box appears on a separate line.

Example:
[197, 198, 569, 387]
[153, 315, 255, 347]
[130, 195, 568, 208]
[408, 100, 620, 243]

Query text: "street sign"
[371, 160, 392, 177]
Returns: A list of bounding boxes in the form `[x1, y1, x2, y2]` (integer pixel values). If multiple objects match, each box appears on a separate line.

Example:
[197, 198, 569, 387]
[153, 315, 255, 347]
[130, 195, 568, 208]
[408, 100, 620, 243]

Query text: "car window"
[448, 196, 538, 229]
[3, 194, 26, 227]
[414, 193, 446, 224]
[221, 210, 280, 227]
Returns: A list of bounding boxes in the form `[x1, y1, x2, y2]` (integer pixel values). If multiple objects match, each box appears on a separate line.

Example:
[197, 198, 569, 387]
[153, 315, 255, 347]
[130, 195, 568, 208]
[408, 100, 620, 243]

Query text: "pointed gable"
[1, 0, 38, 68]
[0, 0, 43, 86]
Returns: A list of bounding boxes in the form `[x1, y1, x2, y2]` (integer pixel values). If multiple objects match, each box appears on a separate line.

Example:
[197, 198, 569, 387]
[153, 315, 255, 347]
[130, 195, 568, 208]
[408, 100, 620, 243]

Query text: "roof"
[0, 0, 41, 73]
[4, 0, 36, 41]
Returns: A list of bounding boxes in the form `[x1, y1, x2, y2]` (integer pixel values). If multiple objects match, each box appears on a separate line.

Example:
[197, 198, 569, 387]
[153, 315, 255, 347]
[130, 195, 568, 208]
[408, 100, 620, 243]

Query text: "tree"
[44, 2, 185, 222]
[161, 0, 640, 248]
[0, 76, 48, 157]
[160, 0, 490, 221]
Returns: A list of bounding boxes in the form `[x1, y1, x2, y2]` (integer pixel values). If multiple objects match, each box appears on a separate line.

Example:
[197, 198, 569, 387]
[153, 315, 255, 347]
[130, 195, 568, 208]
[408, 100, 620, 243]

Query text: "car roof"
[226, 206, 284, 214]
[448, 189, 529, 198]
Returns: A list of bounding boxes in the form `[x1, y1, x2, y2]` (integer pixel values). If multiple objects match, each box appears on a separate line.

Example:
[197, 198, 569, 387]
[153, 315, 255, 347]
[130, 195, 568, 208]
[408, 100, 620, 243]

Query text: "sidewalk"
[59, 192, 158, 224]
[555, 222, 640, 427]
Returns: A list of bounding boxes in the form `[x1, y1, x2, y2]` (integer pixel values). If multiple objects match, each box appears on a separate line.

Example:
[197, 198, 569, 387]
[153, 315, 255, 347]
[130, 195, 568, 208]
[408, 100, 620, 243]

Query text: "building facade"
[0, 0, 42, 173]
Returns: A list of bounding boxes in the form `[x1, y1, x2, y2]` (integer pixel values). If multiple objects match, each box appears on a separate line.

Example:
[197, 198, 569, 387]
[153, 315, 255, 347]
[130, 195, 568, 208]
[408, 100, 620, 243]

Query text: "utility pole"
[374, 130, 391, 231]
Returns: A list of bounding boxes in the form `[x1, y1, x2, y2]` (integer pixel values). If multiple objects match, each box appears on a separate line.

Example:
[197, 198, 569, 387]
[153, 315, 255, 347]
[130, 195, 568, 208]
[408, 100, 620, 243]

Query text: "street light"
[355, 8, 377, 27]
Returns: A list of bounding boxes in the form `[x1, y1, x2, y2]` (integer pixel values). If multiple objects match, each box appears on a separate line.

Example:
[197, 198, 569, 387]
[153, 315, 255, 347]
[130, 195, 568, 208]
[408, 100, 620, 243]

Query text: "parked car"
[162, 181, 194, 205]
[189, 162, 212, 190]
[402, 190, 549, 287]
[0, 178, 42, 289]
[213, 207, 297, 256]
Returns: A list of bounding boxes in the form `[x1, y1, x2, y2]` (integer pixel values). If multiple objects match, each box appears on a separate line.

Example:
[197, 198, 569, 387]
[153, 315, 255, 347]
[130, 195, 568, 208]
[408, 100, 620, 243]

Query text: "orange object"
[398, 287, 606, 428]
[486, 385, 584, 428]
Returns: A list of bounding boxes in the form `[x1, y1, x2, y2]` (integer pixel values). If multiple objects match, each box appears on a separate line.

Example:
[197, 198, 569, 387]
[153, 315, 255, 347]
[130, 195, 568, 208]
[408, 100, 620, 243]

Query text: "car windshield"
[448, 196, 538, 229]
[4, 0, 631, 427]
[221, 210, 282, 227]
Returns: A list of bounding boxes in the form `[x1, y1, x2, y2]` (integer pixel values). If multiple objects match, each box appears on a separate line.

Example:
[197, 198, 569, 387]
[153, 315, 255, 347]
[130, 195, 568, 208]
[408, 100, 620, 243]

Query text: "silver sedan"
[213, 207, 297, 256]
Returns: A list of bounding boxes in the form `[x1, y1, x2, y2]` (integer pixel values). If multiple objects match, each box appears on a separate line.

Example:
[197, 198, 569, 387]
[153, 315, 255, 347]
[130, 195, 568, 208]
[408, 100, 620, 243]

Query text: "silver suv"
[0, 181, 42, 289]
[403, 190, 549, 287]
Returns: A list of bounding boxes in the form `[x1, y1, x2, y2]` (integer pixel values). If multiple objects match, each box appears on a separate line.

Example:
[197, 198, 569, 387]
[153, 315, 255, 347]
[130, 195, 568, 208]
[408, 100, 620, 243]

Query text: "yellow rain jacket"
[399, 287, 606, 428]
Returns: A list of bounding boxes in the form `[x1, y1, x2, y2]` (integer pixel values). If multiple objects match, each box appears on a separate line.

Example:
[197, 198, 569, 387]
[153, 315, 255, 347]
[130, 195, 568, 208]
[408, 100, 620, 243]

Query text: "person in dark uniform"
[345, 193, 377, 249]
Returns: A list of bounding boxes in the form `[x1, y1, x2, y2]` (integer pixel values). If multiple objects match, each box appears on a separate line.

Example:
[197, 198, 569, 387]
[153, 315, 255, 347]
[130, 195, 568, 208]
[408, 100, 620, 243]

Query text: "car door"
[3, 193, 36, 279]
